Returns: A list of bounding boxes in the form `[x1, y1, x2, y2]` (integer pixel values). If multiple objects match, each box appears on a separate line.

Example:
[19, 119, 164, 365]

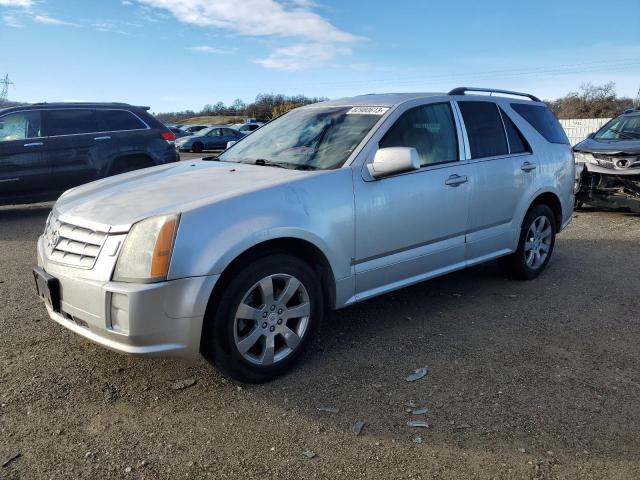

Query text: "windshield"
[218, 106, 385, 170]
[594, 115, 640, 141]
[193, 127, 214, 136]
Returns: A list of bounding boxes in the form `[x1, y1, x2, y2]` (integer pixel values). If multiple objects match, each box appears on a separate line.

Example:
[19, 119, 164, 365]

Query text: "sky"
[1, 0, 639, 113]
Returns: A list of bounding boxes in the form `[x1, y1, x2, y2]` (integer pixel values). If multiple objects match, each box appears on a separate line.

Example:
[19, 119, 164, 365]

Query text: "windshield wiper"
[252, 158, 306, 169]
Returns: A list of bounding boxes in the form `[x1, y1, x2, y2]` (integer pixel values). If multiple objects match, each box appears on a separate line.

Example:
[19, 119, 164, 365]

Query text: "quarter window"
[98, 110, 146, 131]
[44, 109, 98, 136]
[458, 101, 508, 159]
[379, 102, 459, 166]
[499, 108, 531, 154]
[510, 103, 568, 144]
[0, 111, 41, 142]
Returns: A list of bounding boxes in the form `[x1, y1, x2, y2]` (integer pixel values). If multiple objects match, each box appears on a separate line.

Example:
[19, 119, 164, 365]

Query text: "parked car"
[574, 108, 640, 211]
[232, 123, 263, 135]
[167, 125, 189, 139]
[180, 124, 210, 134]
[0, 102, 178, 205]
[34, 88, 574, 383]
[174, 126, 244, 153]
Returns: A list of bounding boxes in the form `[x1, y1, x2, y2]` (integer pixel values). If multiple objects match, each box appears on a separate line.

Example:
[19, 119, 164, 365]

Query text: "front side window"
[458, 101, 508, 159]
[0, 111, 41, 142]
[44, 109, 98, 136]
[98, 110, 146, 132]
[219, 106, 383, 170]
[379, 102, 459, 166]
[594, 115, 640, 141]
[205, 128, 222, 137]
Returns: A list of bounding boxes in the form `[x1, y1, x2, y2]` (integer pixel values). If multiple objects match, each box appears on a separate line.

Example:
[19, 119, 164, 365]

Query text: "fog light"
[110, 292, 130, 334]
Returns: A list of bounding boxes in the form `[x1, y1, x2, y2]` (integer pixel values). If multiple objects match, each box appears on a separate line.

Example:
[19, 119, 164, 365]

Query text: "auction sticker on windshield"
[346, 106, 390, 115]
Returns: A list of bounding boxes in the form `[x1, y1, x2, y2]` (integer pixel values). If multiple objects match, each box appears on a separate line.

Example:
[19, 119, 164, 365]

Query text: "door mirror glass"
[226, 140, 237, 149]
[367, 147, 420, 179]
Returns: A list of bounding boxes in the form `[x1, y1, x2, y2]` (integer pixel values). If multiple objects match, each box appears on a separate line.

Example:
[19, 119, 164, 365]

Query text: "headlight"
[113, 214, 180, 283]
[574, 151, 597, 164]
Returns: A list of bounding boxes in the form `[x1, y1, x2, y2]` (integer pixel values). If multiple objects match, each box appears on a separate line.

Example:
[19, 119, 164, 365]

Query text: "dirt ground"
[1, 204, 639, 479]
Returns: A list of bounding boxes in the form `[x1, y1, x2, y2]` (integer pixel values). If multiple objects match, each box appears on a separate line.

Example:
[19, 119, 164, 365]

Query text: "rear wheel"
[192, 142, 203, 153]
[499, 204, 556, 280]
[201, 254, 323, 383]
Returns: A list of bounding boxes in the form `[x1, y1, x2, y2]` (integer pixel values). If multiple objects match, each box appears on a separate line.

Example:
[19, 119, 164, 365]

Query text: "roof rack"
[448, 87, 541, 102]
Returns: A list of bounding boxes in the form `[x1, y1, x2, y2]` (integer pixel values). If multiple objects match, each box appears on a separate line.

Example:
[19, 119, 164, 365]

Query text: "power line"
[277, 57, 640, 91]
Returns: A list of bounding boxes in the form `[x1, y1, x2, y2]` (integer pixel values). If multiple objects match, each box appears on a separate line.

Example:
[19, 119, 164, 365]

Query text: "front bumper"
[576, 163, 640, 212]
[37, 235, 219, 358]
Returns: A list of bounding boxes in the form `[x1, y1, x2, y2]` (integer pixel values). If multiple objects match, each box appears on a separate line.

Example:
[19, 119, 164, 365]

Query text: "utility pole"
[635, 87, 640, 109]
[0, 74, 14, 104]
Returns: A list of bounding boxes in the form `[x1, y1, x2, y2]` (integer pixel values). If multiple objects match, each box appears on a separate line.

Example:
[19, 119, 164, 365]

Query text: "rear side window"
[510, 103, 568, 144]
[380, 102, 459, 166]
[499, 108, 531, 154]
[98, 110, 146, 131]
[458, 101, 508, 159]
[0, 111, 41, 141]
[44, 109, 98, 136]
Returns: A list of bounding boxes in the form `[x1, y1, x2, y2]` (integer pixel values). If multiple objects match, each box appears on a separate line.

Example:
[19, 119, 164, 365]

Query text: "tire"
[498, 204, 556, 280]
[192, 142, 203, 153]
[201, 254, 323, 383]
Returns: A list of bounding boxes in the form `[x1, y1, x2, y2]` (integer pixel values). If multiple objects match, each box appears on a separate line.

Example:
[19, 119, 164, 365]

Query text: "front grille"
[44, 215, 108, 269]
[593, 154, 640, 170]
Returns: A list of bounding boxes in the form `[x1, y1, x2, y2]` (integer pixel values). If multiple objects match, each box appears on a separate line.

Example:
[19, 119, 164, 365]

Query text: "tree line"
[545, 82, 636, 119]
[154, 93, 328, 123]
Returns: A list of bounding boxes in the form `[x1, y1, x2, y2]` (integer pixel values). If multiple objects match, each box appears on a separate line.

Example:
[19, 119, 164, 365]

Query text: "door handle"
[24, 142, 43, 147]
[444, 174, 468, 187]
[94, 136, 111, 141]
[521, 161, 537, 172]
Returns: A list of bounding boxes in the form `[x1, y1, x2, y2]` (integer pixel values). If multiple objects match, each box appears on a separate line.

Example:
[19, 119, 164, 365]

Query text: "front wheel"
[191, 142, 203, 153]
[499, 204, 556, 280]
[201, 254, 323, 383]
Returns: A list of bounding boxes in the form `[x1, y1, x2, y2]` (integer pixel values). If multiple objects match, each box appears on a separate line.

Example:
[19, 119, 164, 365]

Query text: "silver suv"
[34, 88, 574, 383]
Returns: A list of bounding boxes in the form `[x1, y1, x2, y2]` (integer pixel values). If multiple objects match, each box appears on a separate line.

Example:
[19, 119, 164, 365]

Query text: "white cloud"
[34, 14, 79, 26]
[255, 42, 349, 71]
[2, 14, 23, 27]
[187, 45, 231, 55]
[0, 0, 32, 7]
[136, 0, 363, 70]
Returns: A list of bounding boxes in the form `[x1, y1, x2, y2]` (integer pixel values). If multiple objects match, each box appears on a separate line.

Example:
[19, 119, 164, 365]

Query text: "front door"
[353, 102, 470, 300]
[0, 110, 50, 201]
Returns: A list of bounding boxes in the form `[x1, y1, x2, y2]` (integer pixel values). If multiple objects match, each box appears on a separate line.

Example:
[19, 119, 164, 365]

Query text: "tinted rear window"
[499, 108, 531, 154]
[44, 109, 98, 136]
[98, 109, 146, 131]
[458, 101, 508, 159]
[510, 103, 568, 144]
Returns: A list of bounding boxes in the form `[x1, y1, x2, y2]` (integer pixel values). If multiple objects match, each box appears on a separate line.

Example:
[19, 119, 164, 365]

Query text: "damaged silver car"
[574, 108, 640, 212]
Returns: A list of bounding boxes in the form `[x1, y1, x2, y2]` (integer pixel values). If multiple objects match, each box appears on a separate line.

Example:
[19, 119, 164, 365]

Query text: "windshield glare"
[595, 115, 640, 141]
[219, 106, 383, 170]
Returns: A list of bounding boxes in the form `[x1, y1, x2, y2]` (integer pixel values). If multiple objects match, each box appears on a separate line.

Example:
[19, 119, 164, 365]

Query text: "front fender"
[168, 169, 355, 285]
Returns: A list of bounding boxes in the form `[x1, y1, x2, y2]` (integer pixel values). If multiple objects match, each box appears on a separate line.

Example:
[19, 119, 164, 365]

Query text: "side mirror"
[367, 147, 420, 179]
[226, 141, 237, 149]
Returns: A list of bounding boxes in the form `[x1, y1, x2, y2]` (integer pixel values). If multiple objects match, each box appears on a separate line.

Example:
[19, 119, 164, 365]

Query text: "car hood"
[54, 160, 310, 231]
[574, 138, 640, 155]
[176, 134, 200, 143]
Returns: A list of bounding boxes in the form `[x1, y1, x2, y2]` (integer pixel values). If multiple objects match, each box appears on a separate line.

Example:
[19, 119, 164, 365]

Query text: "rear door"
[96, 108, 153, 171]
[41, 108, 101, 191]
[457, 101, 534, 262]
[0, 110, 50, 199]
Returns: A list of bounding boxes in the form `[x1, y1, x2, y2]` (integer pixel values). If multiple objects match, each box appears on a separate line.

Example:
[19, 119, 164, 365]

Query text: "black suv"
[0, 102, 179, 205]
